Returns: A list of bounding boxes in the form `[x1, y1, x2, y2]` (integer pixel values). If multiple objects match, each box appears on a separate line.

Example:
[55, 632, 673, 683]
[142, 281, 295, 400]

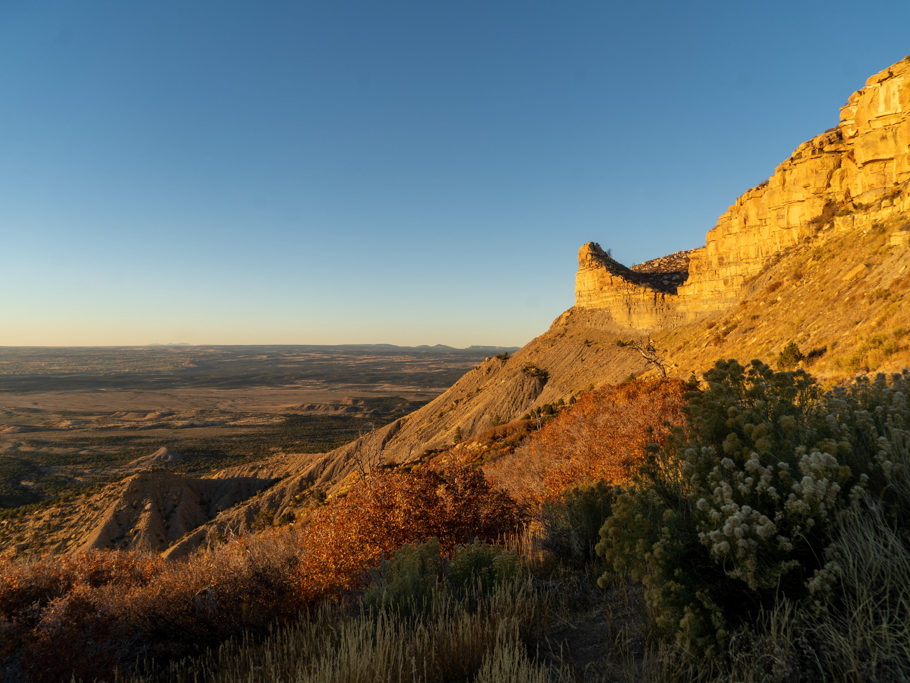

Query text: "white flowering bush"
[596, 360, 910, 658]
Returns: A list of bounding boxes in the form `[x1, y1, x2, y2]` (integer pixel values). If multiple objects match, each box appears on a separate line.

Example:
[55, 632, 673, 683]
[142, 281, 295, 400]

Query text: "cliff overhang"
[575, 56, 910, 331]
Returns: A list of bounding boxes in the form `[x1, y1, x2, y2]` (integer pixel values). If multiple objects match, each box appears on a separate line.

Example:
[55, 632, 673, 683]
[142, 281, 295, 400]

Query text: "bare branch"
[616, 336, 668, 378]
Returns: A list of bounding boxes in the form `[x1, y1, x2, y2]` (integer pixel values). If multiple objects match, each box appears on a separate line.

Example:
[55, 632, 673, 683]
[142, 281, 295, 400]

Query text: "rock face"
[78, 470, 274, 553]
[574, 243, 693, 329]
[44, 58, 910, 560]
[577, 56, 910, 329]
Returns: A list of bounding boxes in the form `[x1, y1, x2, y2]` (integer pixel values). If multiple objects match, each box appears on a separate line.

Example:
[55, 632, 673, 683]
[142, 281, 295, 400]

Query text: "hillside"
[329, 54, 910, 459]
[148, 58, 910, 556]
[3, 58, 909, 560]
[0, 467, 276, 555]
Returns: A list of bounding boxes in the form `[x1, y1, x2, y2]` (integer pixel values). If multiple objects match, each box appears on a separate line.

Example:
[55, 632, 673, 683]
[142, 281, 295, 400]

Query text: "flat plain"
[0, 345, 511, 510]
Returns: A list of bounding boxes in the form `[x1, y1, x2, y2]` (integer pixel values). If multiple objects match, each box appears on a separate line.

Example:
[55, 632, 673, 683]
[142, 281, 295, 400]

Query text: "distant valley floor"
[0, 344, 514, 512]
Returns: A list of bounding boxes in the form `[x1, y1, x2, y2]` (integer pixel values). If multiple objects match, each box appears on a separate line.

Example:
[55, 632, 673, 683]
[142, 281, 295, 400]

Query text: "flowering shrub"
[597, 360, 910, 657]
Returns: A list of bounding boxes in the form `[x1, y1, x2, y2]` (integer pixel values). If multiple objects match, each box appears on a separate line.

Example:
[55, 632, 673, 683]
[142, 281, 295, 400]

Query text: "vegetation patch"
[597, 360, 910, 677]
[776, 341, 804, 369]
[488, 379, 686, 505]
[2, 365, 909, 680]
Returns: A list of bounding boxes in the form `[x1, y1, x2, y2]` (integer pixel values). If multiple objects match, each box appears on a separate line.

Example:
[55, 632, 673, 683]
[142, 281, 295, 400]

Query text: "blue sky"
[2, 1, 908, 347]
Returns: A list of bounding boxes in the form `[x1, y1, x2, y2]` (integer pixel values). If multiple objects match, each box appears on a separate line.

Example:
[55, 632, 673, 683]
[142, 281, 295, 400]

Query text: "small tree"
[522, 364, 549, 382]
[777, 341, 804, 369]
[616, 336, 668, 377]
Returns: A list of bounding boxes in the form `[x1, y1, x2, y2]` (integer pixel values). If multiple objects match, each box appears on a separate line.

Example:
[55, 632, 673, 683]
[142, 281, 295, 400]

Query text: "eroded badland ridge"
[5, 58, 910, 558]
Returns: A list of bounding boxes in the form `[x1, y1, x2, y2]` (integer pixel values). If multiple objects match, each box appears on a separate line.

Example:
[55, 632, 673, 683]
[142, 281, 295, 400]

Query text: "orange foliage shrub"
[0, 549, 163, 622]
[4, 533, 304, 681]
[0, 463, 522, 680]
[0, 550, 166, 680]
[298, 463, 525, 599]
[487, 379, 688, 505]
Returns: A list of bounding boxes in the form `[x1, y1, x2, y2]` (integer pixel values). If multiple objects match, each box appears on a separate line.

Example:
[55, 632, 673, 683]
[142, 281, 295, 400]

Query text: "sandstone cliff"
[576, 56, 910, 329]
[160, 58, 910, 557]
[29, 58, 910, 559]
[574, 243, 693, 328]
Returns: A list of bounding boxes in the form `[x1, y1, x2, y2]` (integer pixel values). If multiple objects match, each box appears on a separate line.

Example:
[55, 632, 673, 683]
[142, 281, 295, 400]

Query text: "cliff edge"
[576, 56, 910, 329]
[35, 58, 910, 560]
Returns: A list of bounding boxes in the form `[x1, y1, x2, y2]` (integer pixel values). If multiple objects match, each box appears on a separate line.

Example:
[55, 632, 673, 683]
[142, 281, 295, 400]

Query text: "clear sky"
[2, 1, 908, 347]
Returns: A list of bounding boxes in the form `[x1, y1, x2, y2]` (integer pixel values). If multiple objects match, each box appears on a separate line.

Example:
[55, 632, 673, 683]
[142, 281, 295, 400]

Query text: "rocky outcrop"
[78, 470, 274, 553]
[58, 58, 910, 560]
[574, 243, 692, 329]
[577, 56, 910, 328]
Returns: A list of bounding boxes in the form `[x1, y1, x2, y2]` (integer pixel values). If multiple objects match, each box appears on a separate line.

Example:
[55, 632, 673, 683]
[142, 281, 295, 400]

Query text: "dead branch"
[616, 336, 668, 378]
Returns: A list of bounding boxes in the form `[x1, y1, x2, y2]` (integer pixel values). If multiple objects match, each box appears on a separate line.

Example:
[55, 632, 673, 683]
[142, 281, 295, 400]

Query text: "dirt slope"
[7, 58, 909, 560]
[0, 468, 275, 556]
[161, 59, 910, 556]
[77, 470, 275, 552]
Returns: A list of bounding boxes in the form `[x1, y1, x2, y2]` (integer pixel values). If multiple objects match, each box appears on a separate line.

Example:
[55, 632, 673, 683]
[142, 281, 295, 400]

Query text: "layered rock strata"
[574, 242, 693, 329]
[577, 56, 910, 329]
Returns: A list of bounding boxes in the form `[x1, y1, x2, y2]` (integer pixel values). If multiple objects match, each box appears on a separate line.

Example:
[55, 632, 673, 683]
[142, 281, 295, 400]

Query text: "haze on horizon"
[2, 1, 909, 348]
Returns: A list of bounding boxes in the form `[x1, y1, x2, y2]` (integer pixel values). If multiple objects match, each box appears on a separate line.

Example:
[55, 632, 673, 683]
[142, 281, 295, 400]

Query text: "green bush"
[540, 481, 617, 568]
[362, 538, 442, 613]
[596, 360, 910, 659]
[447, 541, 523, 596]
[364, 538, 523, 612]
[776, 341, 804, 369]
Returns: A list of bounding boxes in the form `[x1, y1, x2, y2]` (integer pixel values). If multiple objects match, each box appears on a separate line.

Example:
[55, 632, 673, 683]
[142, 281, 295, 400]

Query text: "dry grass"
[0, 462, 525, 681]
[134, 577, 565, 683]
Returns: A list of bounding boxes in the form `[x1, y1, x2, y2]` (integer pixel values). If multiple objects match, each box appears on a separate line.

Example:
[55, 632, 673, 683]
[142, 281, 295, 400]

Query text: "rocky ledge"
[576, 56, 910, 330]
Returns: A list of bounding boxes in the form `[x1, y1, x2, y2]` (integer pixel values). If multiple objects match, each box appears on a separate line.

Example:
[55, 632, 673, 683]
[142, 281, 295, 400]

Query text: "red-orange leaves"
[298, 464, 525, 599]
[0, 464, 523, 679]
[488, 379, 688, 504]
